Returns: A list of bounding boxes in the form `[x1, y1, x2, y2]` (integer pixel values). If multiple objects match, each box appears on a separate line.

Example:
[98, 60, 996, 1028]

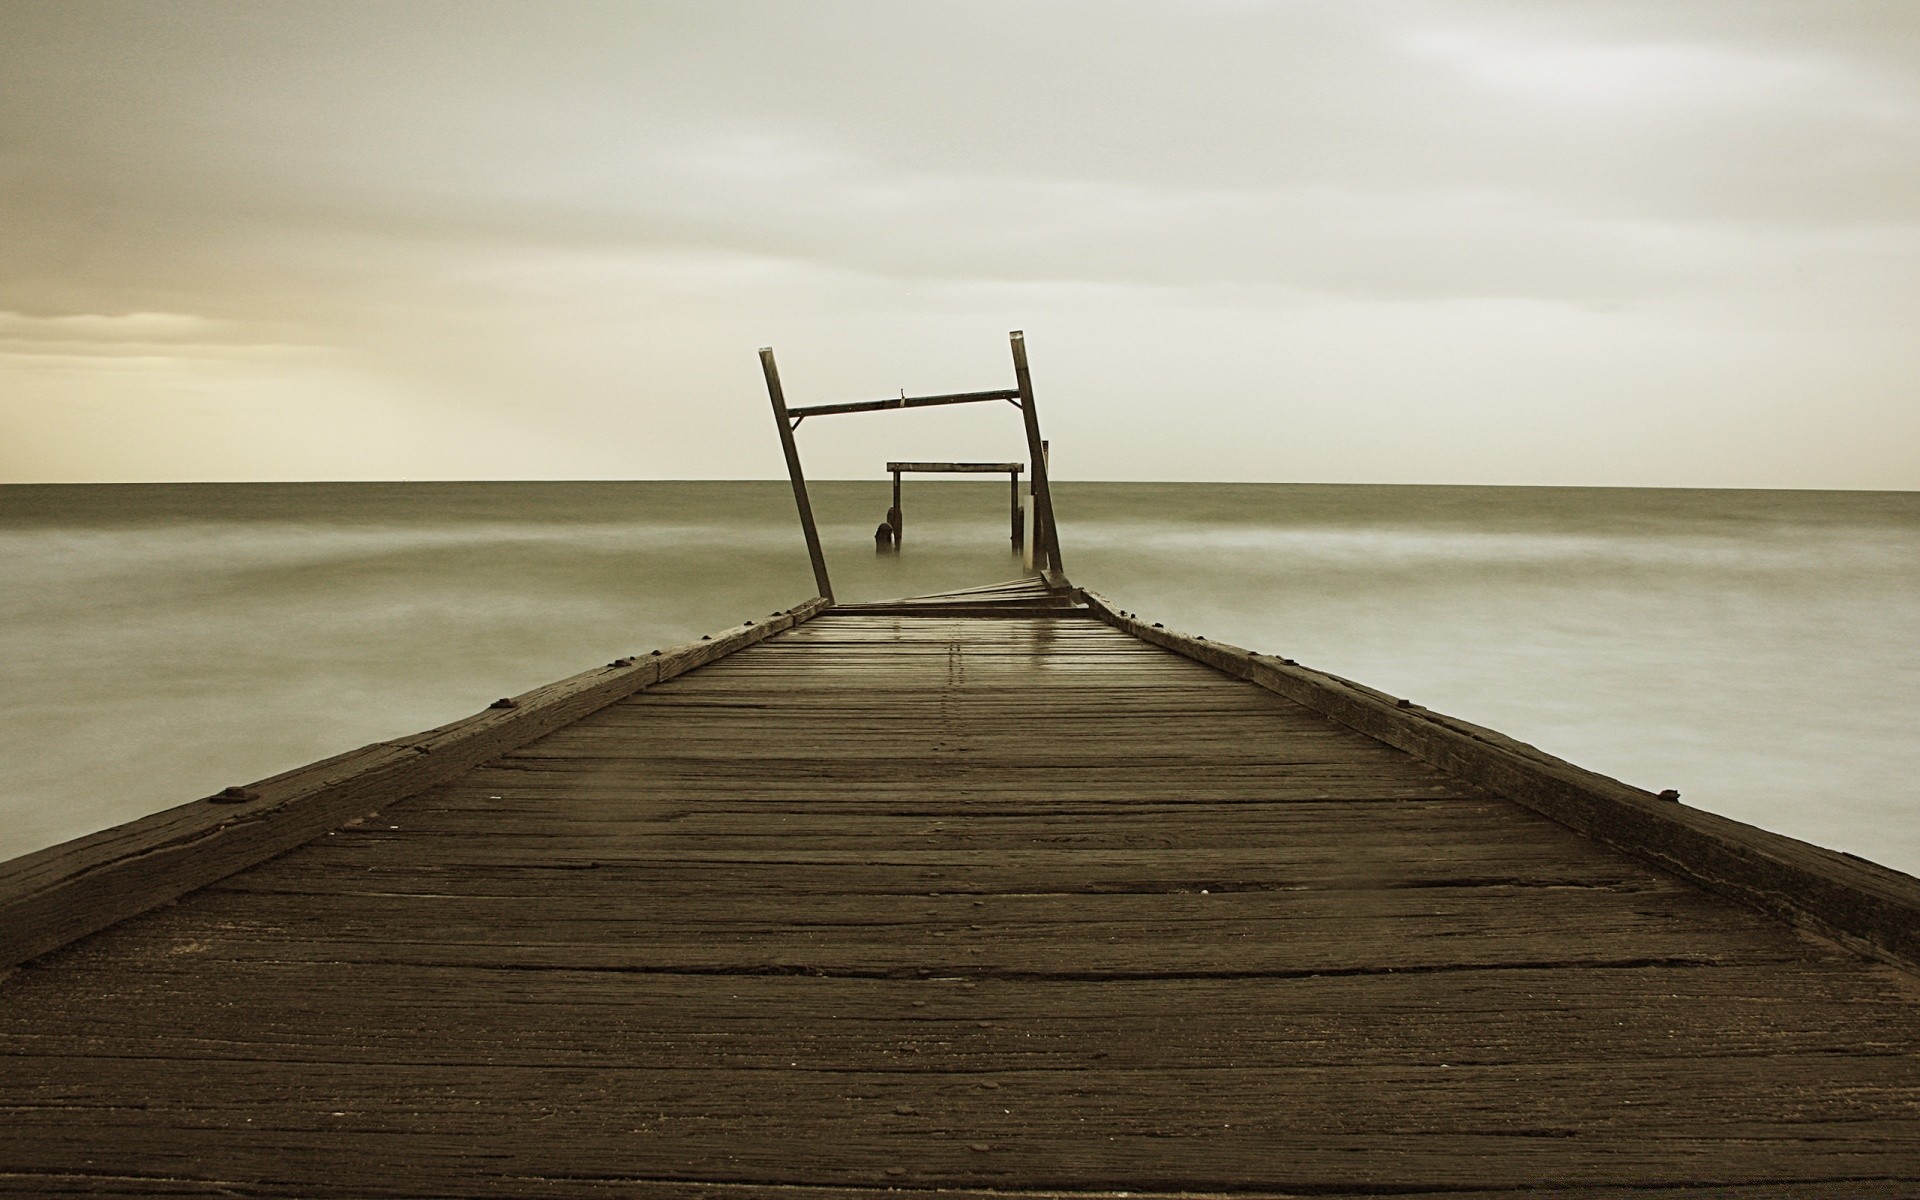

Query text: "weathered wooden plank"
[4, 1181, 1915, 1200]
[0, 599, 830, 969]
[854, 577, 1072, 611]
[41, 874, 1806, 977]
[825, 603, 1083, 616]
[4, 606, 1919, 1196]
[205, 828, 1653, 896]
[4, 1185, 1918, 1200]
[198, 850, 1650, 898]
[885, 461, 1024, 473]
[310, 795, 1530, 834]
[2, 1054, 1917, 1193]
[10, 963, 1912, 1070]
[905, 577, 1052, 596]
[786, 386, 1019, 419]
[1081, 591, 1920, 975]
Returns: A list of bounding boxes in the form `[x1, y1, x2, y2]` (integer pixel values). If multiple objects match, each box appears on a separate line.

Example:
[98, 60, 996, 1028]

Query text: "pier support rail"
[0, 597, 832, 970]
[1080, 590, 1920, 976]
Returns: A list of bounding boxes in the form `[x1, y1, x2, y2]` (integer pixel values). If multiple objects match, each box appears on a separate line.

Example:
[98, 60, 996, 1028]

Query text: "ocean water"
[2, 481, 1915, 876]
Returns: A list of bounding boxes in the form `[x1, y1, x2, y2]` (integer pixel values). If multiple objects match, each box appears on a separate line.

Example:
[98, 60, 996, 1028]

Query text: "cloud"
[0, 311, 223, 345]
[0, 0, 1916, 484]
[1402, 24, 1824, 111]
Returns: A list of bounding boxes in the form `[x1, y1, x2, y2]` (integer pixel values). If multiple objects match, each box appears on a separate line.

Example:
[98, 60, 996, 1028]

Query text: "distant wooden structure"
[760, 330, 1064, 601]
[2, 334, 1919, 1194]
[884, 460, 1026, 551]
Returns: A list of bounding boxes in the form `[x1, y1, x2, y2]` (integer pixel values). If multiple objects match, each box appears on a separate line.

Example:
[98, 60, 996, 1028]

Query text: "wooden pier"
[4, 335, 1919, 1194]
[3, 582, 1920, 1196]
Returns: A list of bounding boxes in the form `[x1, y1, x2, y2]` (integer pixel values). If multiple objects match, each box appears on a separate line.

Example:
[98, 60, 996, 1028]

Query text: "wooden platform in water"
[3, 595, 1919, 1196]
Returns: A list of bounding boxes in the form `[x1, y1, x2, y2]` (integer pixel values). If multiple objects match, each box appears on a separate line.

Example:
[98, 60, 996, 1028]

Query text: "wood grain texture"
[1081, 590, 1920, 976]
[829, 575, 1076, 616]
[785, 387, 1019, 420]
[885, 461, 1023, 472]
[0, 598, 830, 969]
[2, 611, 1917, 1197]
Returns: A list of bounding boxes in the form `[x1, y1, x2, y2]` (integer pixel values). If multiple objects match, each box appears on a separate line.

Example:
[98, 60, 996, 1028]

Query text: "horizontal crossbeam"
[788, 388, 1020, 422]
[886, 461, 1023, 474]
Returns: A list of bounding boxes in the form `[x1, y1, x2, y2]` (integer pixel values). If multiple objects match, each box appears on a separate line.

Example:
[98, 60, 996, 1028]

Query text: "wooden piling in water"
[885, 460, 1026, 552]
[1010, 332, 1064, 580]
[759, 347, 832, 602]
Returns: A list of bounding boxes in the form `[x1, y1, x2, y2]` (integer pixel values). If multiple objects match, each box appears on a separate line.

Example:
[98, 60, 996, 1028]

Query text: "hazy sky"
[3, 1, 1917, 486]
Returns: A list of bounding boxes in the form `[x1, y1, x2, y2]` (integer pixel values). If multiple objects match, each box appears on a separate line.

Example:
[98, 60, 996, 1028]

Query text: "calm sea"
[2, 481, 1915, 875]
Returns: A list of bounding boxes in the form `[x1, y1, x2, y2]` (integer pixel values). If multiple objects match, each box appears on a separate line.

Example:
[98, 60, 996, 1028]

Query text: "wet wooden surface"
[3, 613, 1918, 1197]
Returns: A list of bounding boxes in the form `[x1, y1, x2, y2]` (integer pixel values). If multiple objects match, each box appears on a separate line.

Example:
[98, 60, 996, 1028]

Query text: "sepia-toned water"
[2, 481, 1915, 875]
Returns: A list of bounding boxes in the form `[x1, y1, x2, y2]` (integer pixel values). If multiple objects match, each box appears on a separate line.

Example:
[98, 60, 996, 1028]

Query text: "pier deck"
[3, 609, 1919, 1196]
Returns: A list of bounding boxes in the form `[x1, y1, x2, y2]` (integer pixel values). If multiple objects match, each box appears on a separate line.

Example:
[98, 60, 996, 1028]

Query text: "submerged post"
[760, 347, 833, 602]
[891, 467, 903, 547]
[1010, 467, 1024, 552]
[1010, 331, 1065, 579]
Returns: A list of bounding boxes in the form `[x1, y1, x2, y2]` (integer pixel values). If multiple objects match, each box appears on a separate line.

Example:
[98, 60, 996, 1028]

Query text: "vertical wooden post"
[1024, 458, 1037, 569]
[760, 347, 833, 603]
[1039, 442, 1053, 571]
[891, 468, 903, 547]
[1010, 330, 1064, 579]
[1009, 469, 1023, 551]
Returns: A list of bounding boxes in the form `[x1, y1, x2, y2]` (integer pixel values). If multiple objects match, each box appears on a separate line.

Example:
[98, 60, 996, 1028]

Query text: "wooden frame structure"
[883, 461, 1026, 551]
[760, 331, 1064, 603]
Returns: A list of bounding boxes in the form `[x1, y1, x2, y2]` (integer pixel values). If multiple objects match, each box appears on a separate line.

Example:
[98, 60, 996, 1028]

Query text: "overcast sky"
[3, 1, 1916, 486]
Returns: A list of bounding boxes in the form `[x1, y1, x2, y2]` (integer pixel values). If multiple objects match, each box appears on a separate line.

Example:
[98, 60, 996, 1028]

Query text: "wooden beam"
[884, 461, 1025, 473]
[1078, 589, 1920, 976]
[1010, 469, 1023, 550]
[760, 347, 833, 602]
[787, 388, 1019, 420]
[824, 603, 1088, 617]
[0, 598, 833, 969]
[1010, 331, 1065, 581]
